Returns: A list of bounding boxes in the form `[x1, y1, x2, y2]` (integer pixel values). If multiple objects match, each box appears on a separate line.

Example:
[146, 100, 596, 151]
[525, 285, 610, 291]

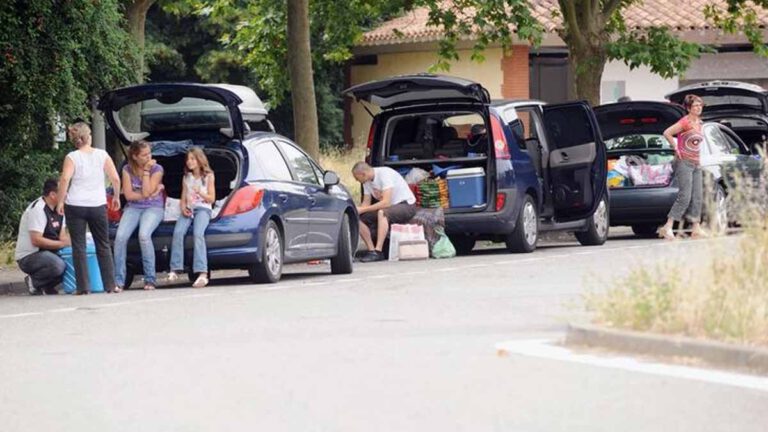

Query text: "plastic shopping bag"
[431, 227, 456, 259]
[388, 224, 425, 261]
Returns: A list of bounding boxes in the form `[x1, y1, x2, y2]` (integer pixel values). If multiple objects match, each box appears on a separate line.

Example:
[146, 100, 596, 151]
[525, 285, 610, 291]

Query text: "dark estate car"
[595, 100, 763, 237]
[100, 83, 359, 285]
[344, 74, 609, 254]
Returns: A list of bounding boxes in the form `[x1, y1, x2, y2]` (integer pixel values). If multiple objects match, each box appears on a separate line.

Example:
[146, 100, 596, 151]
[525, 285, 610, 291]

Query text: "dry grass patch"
[0, 241, 15, 268]
[319, 147, 365, 203]
[585, 164, 768, 347]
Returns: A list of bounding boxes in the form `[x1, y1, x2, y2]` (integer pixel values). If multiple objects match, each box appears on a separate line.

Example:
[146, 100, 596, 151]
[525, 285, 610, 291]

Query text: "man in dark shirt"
[15, 179, 70, 295]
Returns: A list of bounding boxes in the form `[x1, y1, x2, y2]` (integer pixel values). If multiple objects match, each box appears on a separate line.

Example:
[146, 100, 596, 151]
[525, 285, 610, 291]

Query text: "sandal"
[658, 226, 675, 241]
[143, 283, 156, 291]
[111, 286, 122, 294]
[192, 274, 209, 288]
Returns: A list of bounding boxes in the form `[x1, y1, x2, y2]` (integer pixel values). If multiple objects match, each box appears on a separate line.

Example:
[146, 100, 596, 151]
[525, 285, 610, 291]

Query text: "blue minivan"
[99, 83, 358, 285]
[344, 74, 608, 254]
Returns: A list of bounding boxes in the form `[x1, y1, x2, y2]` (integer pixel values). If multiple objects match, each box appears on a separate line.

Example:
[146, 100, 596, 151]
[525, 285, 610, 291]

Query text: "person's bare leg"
[375, 210, 389, 252]
[691, 221, 708, 238]
[359, 220, 375, 251]
[660, 217, 676, 240]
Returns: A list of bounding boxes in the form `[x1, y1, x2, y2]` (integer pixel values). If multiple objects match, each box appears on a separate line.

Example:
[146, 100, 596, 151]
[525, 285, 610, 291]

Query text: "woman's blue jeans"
[170, 207, 211, 274]
[113, 206, 164, 287]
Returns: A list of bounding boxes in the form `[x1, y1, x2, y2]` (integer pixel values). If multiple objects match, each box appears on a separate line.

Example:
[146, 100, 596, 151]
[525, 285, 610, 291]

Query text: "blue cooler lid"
[59, 242, 96, 257]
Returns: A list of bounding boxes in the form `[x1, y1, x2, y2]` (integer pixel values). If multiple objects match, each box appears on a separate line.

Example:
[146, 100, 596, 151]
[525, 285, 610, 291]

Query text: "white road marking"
[462, 264, 490, 269]
[0, 312, 44, 319]
[496, 339, 768, 393]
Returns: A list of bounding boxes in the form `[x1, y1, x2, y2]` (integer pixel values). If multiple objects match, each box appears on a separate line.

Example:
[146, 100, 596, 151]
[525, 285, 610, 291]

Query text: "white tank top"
[65, 148, 110, 207]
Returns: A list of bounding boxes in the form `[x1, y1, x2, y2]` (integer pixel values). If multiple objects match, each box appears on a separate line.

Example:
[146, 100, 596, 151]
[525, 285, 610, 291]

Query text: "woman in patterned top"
[659, 94, 707, 240]
[168, 147, 216, 288]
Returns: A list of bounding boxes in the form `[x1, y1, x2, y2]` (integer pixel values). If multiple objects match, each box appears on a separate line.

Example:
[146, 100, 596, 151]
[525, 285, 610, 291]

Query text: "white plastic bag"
[405, 167, 430, 185]
[164, 197, 181, 221]
[388, 224, 425, 261]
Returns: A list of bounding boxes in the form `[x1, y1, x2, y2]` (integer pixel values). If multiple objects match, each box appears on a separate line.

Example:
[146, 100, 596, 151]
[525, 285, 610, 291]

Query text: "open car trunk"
[375, 109, 493, 213]
[149, 140, 240, 221]
[595, 102, 684, 190]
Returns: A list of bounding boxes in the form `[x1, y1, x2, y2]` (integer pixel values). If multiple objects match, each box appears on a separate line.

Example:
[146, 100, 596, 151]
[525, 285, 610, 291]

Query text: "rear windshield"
[117, 97, 231, 134]
[384, 111, 487, 161]
[701, 95, 763, 110]
[605, 134, 672, 151]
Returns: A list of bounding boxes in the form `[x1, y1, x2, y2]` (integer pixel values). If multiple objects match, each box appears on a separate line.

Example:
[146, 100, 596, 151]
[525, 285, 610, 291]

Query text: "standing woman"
[113, 140, 165, 291]
[168, 147, 215, 288]
[659, 95, 708, 240]
[56, 122, 122, 294]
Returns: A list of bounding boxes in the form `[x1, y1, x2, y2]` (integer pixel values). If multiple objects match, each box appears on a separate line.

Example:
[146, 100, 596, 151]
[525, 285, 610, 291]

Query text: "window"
[276, 141, 319, 185]
[704, 125, 731, 156]
[251, 141, 292, 181]
[512, 107, 544, 150]
[384, 111, 484, 160]
[601, 80, 626, 104]
[605, 134, 672, 151]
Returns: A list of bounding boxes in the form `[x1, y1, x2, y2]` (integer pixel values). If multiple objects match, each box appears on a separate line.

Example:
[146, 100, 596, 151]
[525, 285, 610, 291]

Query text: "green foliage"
[705, 1, 768, 57]
[0, 0, 137, 148]
[607, 27, 713, 79]
[420, 0, 544, 72]
[0, 145, 69, 242]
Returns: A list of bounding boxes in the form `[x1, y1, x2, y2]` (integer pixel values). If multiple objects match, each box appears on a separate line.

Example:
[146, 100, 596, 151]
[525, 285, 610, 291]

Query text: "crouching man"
[15, 179, 70, 295]
[352, 162, 417, 262]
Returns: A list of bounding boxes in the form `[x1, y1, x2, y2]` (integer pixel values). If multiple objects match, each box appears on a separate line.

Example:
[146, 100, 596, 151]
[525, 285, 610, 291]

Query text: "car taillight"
[490, 115, 511, 160]
[496, 192, 506, 211]
[220, 185, 264, 217]
[641, 117, 658, 124]
[619, 118, 635, 125]
[365, 121, 376, 163]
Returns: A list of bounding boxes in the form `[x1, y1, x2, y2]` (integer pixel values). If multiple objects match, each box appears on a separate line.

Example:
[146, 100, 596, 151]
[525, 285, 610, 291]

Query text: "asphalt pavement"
[1, 228, 765, 431]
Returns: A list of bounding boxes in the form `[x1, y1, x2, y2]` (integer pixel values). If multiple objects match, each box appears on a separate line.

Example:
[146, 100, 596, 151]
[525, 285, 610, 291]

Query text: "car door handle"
[308, 196, 317, 205]
[560, 151, 569, 161]
[278, 194, 289, 203]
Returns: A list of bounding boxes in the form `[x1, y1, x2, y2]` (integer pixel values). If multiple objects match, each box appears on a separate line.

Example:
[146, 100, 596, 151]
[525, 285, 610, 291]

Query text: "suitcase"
[398, 239, 429, 260]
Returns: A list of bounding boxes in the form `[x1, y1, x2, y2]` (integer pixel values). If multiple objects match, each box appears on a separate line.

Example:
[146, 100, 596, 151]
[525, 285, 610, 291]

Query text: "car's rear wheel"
[576, 195, 609, 246]
[248, 220, 283, 284]
[506, 195, 538, 253]
[450, 234, 476, 256]
[331, 215, 354, 275]
[710, 184, 728, 235]
[631, 224, 659, 238]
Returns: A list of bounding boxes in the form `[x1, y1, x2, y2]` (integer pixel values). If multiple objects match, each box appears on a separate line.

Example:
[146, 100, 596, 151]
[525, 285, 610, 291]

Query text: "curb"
[0, 281, 27, 296]
[566, 323, 768, 375]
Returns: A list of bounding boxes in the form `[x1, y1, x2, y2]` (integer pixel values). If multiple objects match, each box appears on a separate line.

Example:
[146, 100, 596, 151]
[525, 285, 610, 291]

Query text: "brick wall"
[501, 45, 530, 100]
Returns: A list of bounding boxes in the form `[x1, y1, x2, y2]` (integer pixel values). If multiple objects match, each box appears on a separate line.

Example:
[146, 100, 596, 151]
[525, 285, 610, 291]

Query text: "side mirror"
[323, 170, 340, 187]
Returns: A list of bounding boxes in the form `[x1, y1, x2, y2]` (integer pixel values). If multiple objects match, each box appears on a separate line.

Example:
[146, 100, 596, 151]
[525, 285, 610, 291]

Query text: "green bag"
[431, 227, 456, 259]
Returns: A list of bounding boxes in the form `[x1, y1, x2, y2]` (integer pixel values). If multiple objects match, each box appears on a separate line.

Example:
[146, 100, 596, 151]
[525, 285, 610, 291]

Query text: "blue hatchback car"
[344, 74, 608, 254]
[99, 83, 358, 285]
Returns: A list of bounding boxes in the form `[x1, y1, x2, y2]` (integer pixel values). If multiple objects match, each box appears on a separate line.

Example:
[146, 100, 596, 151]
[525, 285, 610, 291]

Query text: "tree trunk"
[566, 41, 607, 107]
[287, 0, 320, 160]
[124, 0, 156, 84]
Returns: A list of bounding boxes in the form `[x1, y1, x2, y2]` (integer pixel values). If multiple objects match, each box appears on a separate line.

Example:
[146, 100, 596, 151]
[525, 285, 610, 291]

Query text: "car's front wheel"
[576, 195, 609, 246]
[248, 220, 283, 284]
[506, 195, 538, 253]
[330, 214, 354, 275]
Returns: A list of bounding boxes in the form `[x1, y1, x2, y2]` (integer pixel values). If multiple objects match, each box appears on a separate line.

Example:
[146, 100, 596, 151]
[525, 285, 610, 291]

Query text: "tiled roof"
[361, 0, 768, 46]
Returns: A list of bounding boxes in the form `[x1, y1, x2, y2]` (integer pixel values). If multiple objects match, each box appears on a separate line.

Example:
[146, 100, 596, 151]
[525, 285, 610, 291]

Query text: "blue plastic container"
[59, 244, 105, 294]
[446, 167, 486, 208]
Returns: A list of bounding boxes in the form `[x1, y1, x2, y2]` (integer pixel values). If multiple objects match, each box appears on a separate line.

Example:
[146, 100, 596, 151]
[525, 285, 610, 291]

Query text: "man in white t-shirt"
[15, 179, 70, 295]
[352, 162, 417, 262]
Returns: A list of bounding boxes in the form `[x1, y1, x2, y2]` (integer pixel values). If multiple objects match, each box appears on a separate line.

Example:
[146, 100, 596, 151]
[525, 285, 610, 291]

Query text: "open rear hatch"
[344, 74, 491, 110]
[595, 102, 684, 189]
[666, 81, 768, 115]
[99, 83, 246, 221]
[345, 75, 494, 213]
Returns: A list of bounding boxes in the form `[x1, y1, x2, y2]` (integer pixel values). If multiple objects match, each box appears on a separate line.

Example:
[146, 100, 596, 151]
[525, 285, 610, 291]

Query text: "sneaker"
[360, 251, 385, 263]
[25, 276, 41, 296]
[167, 271, 179, 282]
[192, 274, 209, 288]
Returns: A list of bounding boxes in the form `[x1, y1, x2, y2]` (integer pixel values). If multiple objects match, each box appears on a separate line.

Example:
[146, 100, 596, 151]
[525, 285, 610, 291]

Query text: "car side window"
[276, 140, 320, 185]
[703, 125, 730, 156]
[515, 106, 546, 150]
[252, 141, 293, 181]
[311, 162, 325, 187]
[719, 127, 747, 155]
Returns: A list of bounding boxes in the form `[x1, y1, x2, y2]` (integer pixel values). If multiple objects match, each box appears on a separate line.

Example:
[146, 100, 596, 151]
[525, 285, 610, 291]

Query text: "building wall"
[600, 61, 680, 103]
[348, 48, 515, 148]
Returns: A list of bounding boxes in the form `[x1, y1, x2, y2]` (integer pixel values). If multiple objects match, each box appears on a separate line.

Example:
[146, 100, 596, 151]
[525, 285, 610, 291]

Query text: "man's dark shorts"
[360, 202, 417, 232]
